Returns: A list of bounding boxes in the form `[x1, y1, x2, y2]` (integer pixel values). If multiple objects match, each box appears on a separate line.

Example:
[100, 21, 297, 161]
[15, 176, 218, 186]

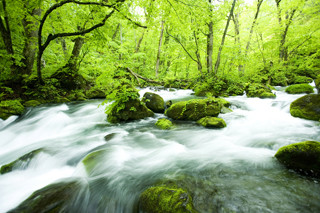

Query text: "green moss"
[285, 84, 314, 94]
[0, 149, 43, 174]
[165, 98, 221, 121]
[139, 184, 197, 213]
[290, 75, 313, 84]
[55, 97, 71, 103]
[82, 149, 109, 176]
[24, 100, 42, 107]
[155, 118, 173, 130]
[275, 141, 320, 177]
[315, 75, 320, 93]
[86, 87, 106, 99]
[143, 92, 165, 113]
[0, 99, 25, 120]
[245, 83, 276, 98]
[197, 116, 226, 128]
[290, 94, 320, 121]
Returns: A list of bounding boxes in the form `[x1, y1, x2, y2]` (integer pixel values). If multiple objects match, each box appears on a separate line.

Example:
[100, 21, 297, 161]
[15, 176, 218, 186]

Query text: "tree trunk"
[279, 9, 296, 61]
[194, 31, 203, 77]
[0, 0, 14, 55]
[232, 13, 243, 74]
[214, 0, 237, 75]
[22, 7, 41, 75]
[155, 20, 164, 78]
[207, 0, 213, 74]
[135, 30, 145, 53]
[65, 36, 84, 70]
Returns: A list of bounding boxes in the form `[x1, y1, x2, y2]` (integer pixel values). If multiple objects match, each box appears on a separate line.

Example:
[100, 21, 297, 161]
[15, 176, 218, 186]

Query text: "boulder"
[166, 100, 172, 108]
[143, 92, 165, 113]
[82, 149, 109, 176]
[285, 84, 314, 94]
[139, 184, 196, 213]
[0, 149, 43, 174]
[0, 100, 25, 120]
[8, 179, 83, 213]
[245, 83, 276, 98]
[86, 87, 106, 99]
[23, 100, 42, 107]
[290, 94, 320, 121]
[197, 117, 226, 128]
[275, 141, 320, 178]
[165, 98, 221, 121]
[107, 98, 154, 123]
[51, 68, 87, 90]
[155, 118, 173, 130]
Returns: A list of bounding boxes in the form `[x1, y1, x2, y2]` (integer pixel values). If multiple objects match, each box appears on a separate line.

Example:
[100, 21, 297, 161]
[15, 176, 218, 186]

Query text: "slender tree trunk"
[65, 36, 84, 70]
[135, 30, 145, 53]
[279, 9, 296, 61]
[155, 20, 164, 78]
[214, 0, 237, 75]
[232, 13, 243, 74]
[207, 0, 213, 74]
[112, 23, 120, 40]
[22, 7, 41, 75]
[119, 23, 123, 60]
[194, 31, 203, 76]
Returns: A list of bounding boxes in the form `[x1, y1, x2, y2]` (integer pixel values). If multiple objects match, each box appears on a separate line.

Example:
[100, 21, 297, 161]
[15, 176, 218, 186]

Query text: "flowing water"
[0, 87, 319, 212]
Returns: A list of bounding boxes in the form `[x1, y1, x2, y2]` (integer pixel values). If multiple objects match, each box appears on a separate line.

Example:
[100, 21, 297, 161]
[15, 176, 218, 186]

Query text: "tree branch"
[126, 67, 163, 85]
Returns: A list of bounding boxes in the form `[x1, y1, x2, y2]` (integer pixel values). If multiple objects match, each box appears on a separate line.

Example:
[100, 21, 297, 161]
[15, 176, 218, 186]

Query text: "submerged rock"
[155, 118, 173, 130]
[139, 183, 197, 213]
[143, 92, 165, 113]
[275, 141, 320, 178]
[245, 83, 276, 98]
[0, 100, 25, 120]
[8, 179, 84, 213]
[82, 149, 111, 176]
[285, 84, 314, 94]
[165, 98, 221, 121]
[0, 149, 43, 174]
[197, 117, 226, 128]
[290, 94, 320, 121]
[104, 133, 117, 141]
[107, 98, 154, 123]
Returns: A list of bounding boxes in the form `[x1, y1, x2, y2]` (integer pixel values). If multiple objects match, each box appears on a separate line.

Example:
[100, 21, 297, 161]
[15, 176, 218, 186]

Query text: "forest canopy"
[0, 0, 319, 105]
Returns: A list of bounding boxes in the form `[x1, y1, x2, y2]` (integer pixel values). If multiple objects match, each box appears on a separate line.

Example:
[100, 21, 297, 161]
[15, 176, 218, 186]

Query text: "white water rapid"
[0, 87, 319, 212]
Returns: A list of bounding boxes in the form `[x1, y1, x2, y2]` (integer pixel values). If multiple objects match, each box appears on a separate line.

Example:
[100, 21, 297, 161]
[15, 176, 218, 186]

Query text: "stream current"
[0, 87, 319, 212]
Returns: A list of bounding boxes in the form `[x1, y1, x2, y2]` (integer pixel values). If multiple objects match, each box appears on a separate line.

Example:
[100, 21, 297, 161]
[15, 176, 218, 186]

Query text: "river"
[0, 87, 319, 212]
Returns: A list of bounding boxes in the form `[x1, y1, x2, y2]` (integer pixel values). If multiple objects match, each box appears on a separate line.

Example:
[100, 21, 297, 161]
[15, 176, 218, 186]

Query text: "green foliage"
[0, 99, 25, 120]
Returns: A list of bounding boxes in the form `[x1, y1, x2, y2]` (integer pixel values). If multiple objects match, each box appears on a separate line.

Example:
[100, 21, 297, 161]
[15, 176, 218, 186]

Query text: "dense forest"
[0, 0, 319, 119]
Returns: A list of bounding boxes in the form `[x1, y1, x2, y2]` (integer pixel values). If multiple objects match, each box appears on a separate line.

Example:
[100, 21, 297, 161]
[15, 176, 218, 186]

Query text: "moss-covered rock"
[0, 149, 43, 174]
[51, 68, 87, 90]
[275, 141, 320, 178]
[143, 92, 165, 113]
[245, 83, 276, 98]
[155, 118, 173, 130]
[23, 100, 42, 107]
[197, 116, 226, 128]
[165, 98, 221, 121]
[55, 97, 71, 103]
[86, 87, 106, 99]
[8, 179, 83, 213]
[166, 100, 172, 108]
[139, 184, 197, 213]
[285, 84, 314, 94]
[290, 94, 320, 121]
[82, 149, 108, 176]
[0, 99, 25, 120]
[107, 98, 154, 123]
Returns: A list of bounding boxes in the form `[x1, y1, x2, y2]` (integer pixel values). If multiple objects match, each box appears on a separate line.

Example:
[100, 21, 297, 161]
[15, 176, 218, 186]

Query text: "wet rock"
[104, 133, 117, 141]
[245, 83, 276, 98]
[143, 92, 165, 113]
[0, 100, 25, 120]
[8, 179, 84, 213]
[275, 141, 320, 178]
[0, 149, 43, 174]
[285, 84, 314, 94]
[82, 149, 111, 176]
[166, 100, 172, 108]
[155, 118, 173, 130]
[107, 98, 154, 123]
[165, 98, 221, 121]
[290, 94, 320, 121]
[139, 183, 197, 213]
[197, 116, 226, 128]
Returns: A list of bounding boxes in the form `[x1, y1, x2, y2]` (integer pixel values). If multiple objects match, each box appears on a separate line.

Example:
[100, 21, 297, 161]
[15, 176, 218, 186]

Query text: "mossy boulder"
[245, 83, 276, 98]
[290, 94, 320, 121]
[143, 92, 165, 113]
[23, 100, 42, 107]
[0, 99, 25, 120]
[285, 84, 314, 94]
[86, 87, 106, 99]
[55, 97, 71, 103]
[165, 98, 221, 121]
[275, 141, 320, 178]
[155, 118, 173, 130]
[107, 98, 154, 123]
[197, 116, 226, 128]
[82, 149, 108, 176]
[8, 179, 83, 213]
[139, 184, 197, 213]
[0, 149, 43, 174]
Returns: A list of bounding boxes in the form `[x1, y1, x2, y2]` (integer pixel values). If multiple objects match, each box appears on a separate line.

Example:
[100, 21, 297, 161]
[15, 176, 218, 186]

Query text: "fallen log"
[126, 67, 163, 86]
